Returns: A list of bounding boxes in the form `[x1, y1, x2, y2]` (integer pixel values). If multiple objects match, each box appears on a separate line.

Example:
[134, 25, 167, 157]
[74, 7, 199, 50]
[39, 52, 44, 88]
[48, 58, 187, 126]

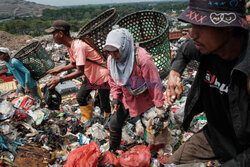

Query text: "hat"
[178, 0, 248, 29]
[45, 20, 70, 34]
[0, 47, 9, 54]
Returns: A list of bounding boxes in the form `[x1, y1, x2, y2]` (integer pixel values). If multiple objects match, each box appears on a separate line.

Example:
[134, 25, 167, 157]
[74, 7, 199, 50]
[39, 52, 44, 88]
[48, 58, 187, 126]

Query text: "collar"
[233, 31, 250, 77]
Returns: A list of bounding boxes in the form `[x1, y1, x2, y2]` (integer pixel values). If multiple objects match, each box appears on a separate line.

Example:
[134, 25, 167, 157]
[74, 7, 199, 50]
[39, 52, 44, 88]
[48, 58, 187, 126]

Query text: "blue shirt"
[5, 58, 37, 89]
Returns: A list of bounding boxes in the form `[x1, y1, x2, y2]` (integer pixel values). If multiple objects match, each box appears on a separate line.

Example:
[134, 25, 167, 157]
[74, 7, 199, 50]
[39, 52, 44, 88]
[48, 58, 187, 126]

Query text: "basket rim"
[14, 41, 40, 59]
[116, 10, 169, 45]
[77, 8, 118, 39]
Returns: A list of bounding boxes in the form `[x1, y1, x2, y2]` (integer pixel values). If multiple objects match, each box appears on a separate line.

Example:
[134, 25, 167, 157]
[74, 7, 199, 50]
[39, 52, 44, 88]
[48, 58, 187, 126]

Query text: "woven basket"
[116, 10, 171, 79]
[77, 8, 120, 60]
[14, 41, 55, 81]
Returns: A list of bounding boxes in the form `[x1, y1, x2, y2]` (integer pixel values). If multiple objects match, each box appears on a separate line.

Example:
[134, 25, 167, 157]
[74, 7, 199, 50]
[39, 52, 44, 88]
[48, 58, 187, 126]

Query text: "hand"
[47, 78, 60, 89]
[25, 84, 30, 94]
[47, 68, 61, 75]
[166, 70, 184, 105]
[111, 99, 120, 114]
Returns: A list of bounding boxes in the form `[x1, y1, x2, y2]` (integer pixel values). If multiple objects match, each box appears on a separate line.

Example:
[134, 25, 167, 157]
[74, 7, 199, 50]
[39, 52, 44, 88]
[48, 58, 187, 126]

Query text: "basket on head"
[14, 41, 55, 81]
[116, 10, 171, 79]
[77, 8, 120, 60]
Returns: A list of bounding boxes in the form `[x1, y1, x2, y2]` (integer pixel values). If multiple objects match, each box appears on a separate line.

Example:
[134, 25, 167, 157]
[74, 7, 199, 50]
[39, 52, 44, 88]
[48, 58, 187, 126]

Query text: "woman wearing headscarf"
[104, 28, 167, 152]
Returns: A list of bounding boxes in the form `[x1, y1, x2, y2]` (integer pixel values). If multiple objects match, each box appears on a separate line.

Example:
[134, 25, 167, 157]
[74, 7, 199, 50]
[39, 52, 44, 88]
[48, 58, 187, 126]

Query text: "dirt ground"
[13, 146, 50, 167]
[0, 31, 32, 53]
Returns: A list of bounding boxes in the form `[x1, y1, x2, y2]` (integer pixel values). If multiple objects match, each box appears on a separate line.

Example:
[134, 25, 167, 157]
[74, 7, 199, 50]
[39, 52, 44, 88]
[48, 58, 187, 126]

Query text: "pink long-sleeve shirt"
[108, 47, 164, 117]
[67, 39, 109, 85]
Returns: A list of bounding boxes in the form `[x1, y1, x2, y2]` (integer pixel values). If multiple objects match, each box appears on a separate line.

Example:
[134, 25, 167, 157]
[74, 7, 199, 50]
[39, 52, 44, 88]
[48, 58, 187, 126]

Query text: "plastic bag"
[86, 123, 108, 141]
[99, 151, 119, 167]
[118, 145, 151, 167]
[63, 142, 100, 167]
[0, 100, 15, 120]
[41, 85, 61, 110]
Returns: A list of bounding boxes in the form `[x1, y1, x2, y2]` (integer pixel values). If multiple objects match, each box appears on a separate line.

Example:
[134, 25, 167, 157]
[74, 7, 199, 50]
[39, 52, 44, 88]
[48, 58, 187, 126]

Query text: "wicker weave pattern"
[116, 10, 171, 79]
[77, 8, 120, 60]
[14, 42, 55, 81]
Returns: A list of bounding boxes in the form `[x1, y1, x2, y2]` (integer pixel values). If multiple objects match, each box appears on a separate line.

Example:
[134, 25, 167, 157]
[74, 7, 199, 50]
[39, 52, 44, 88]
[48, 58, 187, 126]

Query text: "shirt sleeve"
[73, 41, 86, 66]
[6, 71, 12, 76]
[171, 39, 202, 75]
[138, 48, 164, 107]
[107, 57, 123, 101]
[12, 59, 31, 84]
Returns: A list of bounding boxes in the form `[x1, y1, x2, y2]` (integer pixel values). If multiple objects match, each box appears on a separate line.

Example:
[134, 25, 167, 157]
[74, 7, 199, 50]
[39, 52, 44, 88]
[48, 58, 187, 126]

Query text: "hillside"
[0, 0, 57, 18]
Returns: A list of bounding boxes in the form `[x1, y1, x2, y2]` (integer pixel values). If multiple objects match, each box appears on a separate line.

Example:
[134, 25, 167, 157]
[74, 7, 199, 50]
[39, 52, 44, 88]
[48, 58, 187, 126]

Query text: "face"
[107, 50, 120, 60]
[190, 24, 230, 55]
[0, 52, 9, 62]
[52, 30, 64, 44]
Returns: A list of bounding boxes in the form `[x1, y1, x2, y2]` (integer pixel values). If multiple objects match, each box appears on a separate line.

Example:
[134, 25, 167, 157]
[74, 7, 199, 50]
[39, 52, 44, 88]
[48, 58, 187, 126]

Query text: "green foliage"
[0, 1, 188, 37]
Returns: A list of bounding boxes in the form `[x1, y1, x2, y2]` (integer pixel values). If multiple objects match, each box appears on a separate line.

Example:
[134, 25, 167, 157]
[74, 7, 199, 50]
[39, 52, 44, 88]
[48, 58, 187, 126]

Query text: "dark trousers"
[76, 78, 111, 113]
[109, 102, 129, 132]
[166, 130, 218, 165]
[109, 102, 129, 151]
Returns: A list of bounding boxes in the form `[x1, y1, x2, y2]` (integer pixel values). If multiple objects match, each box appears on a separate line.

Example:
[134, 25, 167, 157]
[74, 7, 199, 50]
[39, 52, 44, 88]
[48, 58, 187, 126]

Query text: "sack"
[99, 151, 119, 167]
[144, 127, 171, 145]
[118, 145, 151, 167]
[63, 142, 100, 167]
[41, 85, 61, 110]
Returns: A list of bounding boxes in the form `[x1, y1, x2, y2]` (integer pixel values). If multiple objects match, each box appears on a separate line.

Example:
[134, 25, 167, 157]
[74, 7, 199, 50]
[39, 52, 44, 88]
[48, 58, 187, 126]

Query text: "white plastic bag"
[0, 100, 15, 120]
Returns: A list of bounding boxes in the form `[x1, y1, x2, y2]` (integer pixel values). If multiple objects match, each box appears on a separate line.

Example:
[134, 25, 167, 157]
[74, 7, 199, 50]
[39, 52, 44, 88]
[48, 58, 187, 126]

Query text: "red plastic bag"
[157, 154, 171, 164]
[119, 145, 151, 167]
[99, 151, 119, 167]
[63, 142, 100, 167]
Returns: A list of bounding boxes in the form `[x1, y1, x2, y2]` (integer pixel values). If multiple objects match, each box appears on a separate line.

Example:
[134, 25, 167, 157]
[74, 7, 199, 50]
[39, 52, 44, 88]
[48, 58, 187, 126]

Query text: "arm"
[108, 72, 123, 102]
[166, 39, 201, 104]
[47, 61, 76, 75]
[48, 64, 84, 89]
[109, 75, 123, 113]
[107, 57, 123, 113]
[171, 39, 202, 75]
[5, 71, 12, 76]
[13, 59, 32, 91]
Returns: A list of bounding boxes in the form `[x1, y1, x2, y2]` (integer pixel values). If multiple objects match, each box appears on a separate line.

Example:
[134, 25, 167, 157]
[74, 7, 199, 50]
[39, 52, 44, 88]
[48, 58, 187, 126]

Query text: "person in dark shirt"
[165, 0, 249, 166]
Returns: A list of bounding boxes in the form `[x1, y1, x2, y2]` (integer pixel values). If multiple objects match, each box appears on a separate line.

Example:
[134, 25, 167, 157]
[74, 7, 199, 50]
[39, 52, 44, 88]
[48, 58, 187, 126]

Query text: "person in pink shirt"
[45, 20, 110, 125]
[104, 28, 167, 152]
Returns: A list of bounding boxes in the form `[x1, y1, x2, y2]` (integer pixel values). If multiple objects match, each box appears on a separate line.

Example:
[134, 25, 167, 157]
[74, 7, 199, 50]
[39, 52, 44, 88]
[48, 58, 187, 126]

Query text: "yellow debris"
[0, 81, 17, 91]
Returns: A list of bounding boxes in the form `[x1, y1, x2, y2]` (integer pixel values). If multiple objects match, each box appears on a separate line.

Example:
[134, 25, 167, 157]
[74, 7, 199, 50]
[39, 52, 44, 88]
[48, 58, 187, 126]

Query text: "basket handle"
[81, 36, 96, 49]
[81, 36, 107, 61]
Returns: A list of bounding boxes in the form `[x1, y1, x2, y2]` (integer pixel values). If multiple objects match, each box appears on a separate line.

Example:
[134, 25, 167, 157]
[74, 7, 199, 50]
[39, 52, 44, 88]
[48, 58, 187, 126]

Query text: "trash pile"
[0, 33, 214, 166]
[0, 62, 211, 167]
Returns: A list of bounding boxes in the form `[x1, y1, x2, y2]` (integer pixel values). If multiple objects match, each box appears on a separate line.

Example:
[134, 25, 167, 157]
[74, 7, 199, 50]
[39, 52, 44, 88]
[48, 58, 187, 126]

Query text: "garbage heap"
[0, 36, 216, 167]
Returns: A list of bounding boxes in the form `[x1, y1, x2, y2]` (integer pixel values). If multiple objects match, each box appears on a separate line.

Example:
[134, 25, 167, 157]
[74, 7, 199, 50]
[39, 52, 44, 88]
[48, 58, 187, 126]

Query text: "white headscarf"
[104, 28, 134, 86]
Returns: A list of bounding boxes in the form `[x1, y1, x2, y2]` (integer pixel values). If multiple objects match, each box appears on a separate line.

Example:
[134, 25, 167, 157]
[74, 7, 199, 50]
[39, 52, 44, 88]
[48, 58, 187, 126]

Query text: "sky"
[26, 0, 168, 6]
